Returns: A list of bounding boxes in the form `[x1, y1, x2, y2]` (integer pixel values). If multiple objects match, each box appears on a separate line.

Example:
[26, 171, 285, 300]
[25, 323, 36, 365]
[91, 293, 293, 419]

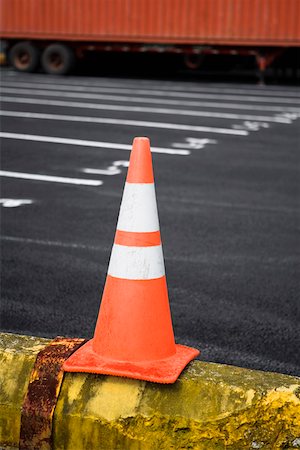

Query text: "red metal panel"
[289, 0, 299, 40]
[0, 0, 299, 46]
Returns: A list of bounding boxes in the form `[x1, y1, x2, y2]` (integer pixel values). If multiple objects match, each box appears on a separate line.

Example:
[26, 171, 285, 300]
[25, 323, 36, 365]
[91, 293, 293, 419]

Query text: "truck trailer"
[1, 0, 299, 78]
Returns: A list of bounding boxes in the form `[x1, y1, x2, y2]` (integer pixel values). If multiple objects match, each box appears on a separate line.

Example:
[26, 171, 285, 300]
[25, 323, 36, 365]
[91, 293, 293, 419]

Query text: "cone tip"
[133, 136, 150, 145]
[127, 136, 154, 183]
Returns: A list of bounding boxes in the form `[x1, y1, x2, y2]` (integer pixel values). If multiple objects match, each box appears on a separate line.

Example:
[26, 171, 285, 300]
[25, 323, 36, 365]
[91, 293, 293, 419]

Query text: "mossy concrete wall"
[0, 332, 300, 449]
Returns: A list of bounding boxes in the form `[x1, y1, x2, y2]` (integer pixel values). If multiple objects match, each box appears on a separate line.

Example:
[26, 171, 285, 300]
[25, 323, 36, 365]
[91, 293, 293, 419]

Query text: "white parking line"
[1, 234, 107, 251]
[0, 132, 193, 154]
[3, 82, 299, 104]
[2, 93, 298, 114]
[0, 198, 34, 207]
[83, 168, 121, 175]
[0, 170, 103, 186]
[2, 78, 300, 99]
[0, 112, 248, 137]
[1, 94, 283, 122]
[0, 88, 292, 123]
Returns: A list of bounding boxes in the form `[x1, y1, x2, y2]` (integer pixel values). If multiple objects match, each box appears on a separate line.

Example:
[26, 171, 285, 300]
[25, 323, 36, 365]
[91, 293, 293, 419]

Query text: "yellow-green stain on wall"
[0, 333, 50, 448]
[1, 333, 300, 450]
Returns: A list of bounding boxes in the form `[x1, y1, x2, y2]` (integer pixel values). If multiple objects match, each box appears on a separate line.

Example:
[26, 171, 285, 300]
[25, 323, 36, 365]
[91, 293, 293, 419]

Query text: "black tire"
[41, 44, 75, 75]
[183, 53, 204, 70]
[9, 41, 40, 73]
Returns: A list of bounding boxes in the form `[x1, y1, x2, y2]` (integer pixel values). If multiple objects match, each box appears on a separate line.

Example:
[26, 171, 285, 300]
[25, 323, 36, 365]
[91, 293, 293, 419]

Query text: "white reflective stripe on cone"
[117, 183, 160, 233]
[108, 244, 165, 280]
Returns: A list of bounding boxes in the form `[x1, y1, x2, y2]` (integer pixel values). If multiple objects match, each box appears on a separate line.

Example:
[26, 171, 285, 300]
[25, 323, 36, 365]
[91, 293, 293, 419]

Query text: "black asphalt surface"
[1, 67, 299, 376]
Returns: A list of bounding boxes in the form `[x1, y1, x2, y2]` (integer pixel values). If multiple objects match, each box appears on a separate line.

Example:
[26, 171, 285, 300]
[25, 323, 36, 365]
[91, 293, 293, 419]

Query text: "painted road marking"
[0, 88, 293, 123]
[0, 198, 33, 207]
[83, 160, 129, 176]
[2, 81, 300, 104]
[232, 121, 270, 131]
[2, 95, 291, 123]
[0, 132, 193, 154]
[84, 168, 121, 175]
[0, 170, 103, 186]
[276, 112, 300, 120]
[3, 73, 300, 96]
[0, 111, 248, 137]
[3, 79, 300, 99]
[2, 93, 298, 115]
[113, 161, 130, 167]
[4, 79, 300, 98]
[1, 235, 109, 251]
[172, 138, 217, 150]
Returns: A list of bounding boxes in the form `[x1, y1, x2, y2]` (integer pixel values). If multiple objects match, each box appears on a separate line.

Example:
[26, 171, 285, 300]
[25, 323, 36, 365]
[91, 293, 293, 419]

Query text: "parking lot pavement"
[1, 68, 299, 376]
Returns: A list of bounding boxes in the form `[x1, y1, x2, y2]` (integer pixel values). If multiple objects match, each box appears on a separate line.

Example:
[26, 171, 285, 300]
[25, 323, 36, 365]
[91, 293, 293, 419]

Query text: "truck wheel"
[184, 53, 204, 70]
[9, 41, 40, 73]
[41, 44, 75, 75]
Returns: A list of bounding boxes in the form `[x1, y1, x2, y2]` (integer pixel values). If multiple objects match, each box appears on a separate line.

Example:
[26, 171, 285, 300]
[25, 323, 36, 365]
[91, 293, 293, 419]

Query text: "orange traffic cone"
[63, 137, 199, 383]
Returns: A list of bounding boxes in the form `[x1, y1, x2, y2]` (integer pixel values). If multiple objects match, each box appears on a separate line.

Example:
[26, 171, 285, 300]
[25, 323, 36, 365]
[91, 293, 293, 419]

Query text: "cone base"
[63, 339, 200, 384]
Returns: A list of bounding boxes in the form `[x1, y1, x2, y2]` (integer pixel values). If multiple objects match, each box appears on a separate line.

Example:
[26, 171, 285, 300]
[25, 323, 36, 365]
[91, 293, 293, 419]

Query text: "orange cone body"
[63, 137, 199, 383]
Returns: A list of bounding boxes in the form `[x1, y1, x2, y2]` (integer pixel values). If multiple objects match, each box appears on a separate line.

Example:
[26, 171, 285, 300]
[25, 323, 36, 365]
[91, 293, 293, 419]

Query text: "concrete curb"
[0, 332, 300, 449]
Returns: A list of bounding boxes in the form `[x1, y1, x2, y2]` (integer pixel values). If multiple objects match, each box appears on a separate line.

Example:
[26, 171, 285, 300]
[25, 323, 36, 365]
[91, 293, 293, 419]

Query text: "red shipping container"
[1, 0, 300, 46]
